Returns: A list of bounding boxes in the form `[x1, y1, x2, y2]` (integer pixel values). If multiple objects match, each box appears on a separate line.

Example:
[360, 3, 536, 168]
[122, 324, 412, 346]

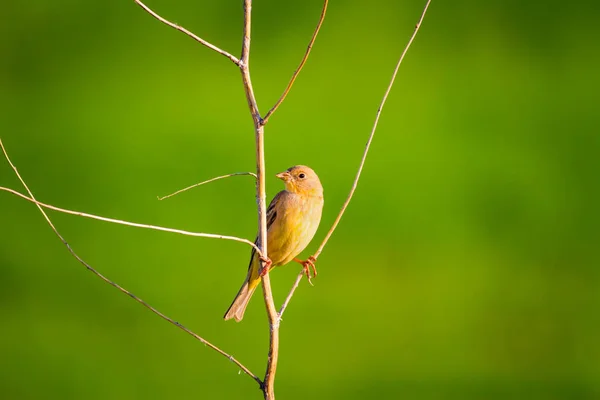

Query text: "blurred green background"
[1, 0, 599, 399]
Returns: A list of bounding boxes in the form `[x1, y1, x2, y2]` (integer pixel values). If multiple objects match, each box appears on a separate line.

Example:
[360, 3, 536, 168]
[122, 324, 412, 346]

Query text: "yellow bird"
[224, 165, 324, 322]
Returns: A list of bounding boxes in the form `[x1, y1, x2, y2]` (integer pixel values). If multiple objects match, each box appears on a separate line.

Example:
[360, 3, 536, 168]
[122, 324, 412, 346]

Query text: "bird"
[224, 165, 324, 322]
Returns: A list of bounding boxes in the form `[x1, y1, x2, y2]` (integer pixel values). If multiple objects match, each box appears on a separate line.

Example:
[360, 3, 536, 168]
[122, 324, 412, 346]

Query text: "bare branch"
[312, 0, 432, 261]
[278, 270, 304, 319]
[2, 0, 432, 397]
[0, 139, 261, 386]
[261, 0, 329, 125]
[240, 0, 252, 66]
[239, 3, 261, 121]
[0, 186, 262, 257]
[238, 1, 278, 398]
[134, 0, 240, 65]
[158, 171, 257, 200]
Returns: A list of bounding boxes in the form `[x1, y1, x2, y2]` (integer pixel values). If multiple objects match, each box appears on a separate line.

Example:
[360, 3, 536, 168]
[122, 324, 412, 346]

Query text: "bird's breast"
[267, 193, 323, 266]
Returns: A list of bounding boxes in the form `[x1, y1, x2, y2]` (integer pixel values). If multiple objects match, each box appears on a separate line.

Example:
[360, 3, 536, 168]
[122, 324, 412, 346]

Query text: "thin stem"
[261, 0, 329, 125]
[134, 0, 240, 65]
[312, 0, 432, 261]
[158, 171, 257, 200]
[0, 187, 262, 257]
[278, 271, 304, 319]
[0, 139, 260, 386]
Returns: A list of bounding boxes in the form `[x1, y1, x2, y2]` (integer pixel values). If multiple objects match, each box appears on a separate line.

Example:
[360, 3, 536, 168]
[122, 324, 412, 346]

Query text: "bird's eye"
[298, 173, 306, 179]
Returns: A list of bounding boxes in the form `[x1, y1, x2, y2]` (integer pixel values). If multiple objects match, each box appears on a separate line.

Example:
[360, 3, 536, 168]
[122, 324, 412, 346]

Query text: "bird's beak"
[276, 171, 291, 181]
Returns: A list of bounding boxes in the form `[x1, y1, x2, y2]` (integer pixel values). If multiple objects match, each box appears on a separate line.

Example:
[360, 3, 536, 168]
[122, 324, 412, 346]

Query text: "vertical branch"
[256, 126, 279, 400]
[240, 0, 252, 65]
[133, 1, 432, 399]
[240, 0, 261, 121]
[240, 1, 278, 399]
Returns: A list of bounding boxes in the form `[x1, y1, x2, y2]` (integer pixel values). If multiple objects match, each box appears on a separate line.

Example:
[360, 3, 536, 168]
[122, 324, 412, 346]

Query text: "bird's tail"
[224, 258, 261, 322]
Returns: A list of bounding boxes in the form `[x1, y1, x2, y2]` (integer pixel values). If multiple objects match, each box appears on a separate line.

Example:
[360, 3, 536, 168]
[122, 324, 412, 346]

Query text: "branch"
[134, 0, 241, 65]
[0, 187, 262, 257]
[158, 171, 257, 200]
[0, 186, 262, 256]
[239, 2, 261, 121]
[311, 0, 432, 261]
[239, 1, 278, 398]
[261, 0, 329, 125]
[278, 270, 304, 319]
[0, 139, 261, 386]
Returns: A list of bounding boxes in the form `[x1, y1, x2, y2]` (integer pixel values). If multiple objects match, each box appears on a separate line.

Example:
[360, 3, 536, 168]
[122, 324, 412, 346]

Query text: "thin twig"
[158, 172, 257, 200]
[134, 0, 240, 65]
[311, 0, 432, 261]
[278, 271, 304, 319]
[0, 139, 261, 386]
[261, 0, 329, 125]
[0, 187, 262, 257]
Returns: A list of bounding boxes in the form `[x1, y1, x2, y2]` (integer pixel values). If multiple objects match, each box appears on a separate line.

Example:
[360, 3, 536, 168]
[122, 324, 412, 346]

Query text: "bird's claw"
[259, 256, 273, 277]
[295, 256, 317, 285]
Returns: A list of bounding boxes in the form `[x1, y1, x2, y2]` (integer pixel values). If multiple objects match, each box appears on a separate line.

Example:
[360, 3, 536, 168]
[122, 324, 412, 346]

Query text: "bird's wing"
[265, 191, 284, 231]
[246, 190, 286, 270]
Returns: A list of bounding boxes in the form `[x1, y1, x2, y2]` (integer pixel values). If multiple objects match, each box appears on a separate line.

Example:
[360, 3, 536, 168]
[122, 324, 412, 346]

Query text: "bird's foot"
[259, 256, 273, 277]
[294, 256, 317, 285]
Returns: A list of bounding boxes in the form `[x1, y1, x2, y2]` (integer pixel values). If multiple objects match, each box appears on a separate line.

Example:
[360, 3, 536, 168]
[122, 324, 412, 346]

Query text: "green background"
[1, 0, 599, 399]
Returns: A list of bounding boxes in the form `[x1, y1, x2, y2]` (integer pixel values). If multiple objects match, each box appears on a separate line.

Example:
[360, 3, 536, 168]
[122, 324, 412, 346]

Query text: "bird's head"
[276, 165, 323, 197]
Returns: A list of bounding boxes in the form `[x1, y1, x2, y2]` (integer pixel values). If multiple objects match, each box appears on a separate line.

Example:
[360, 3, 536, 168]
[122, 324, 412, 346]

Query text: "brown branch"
[256, 125, 279, 400]
[0, 139, 261, 386]
[3, 0, 431, 397]
[261, 0, 329, 125]
[158, 171, 257, 200]
[0, 186, 262, 257]
[278, 270, 304, 319]
[238, 1, 278, 398]
[311, 0, 432, 261]
[134, 0, 240, 65]
[239, 3, 261, 120]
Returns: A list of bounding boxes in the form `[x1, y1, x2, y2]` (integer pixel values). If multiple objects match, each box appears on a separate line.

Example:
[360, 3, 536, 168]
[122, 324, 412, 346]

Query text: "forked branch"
[0, 139, 261, 386]
[2, 1, 433, 398]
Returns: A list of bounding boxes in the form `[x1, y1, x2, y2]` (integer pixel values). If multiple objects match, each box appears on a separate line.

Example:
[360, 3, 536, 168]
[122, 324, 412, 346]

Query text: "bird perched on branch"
[224, 165, 324, 322]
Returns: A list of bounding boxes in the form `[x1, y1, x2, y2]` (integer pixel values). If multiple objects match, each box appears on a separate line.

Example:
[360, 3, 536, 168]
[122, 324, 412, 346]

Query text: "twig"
[0, 187, 262, 257]
[276, 0, 432, 320]
[134, 0, 240, 66]
[0, 139, 261, 386]
[261, 0, 329, 125]
[2, 0, 432, 397]
[311, 0, 432, 261]
[158, 171, 257, 200]
[278, 271, 304, 319]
